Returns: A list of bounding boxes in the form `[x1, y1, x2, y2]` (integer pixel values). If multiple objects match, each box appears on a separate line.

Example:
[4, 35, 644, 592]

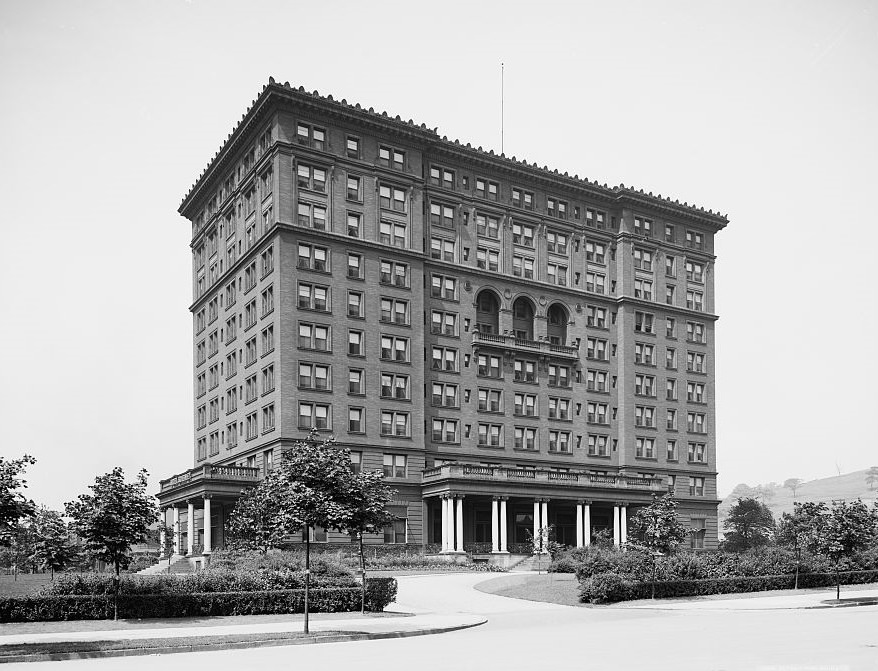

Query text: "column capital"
[455, 494, 466, 500]
[203, 493, 213, 500]
[492, 495, 501, 501]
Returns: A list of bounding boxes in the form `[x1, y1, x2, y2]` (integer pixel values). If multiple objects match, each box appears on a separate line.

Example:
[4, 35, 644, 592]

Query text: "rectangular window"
[512, 255, 534, 279]
[261, 247, 274, 276]
[346, 175, 362, 202]
[379, 220, 408, 248]
[384, 519, 407, 544]
[548, 364, 570, 388]
[636, 437, 656, 458]
[296, 122, 325, 150]
[380, 260, 409, 287]
[585, 272, 605, 294]
[431, 310, 459, 336]
[511, 223, 534, 247]
[296, 164, 326, 192]
[475, 177, 499, 200]
[261, 325, 274, 354]
[634, 279, 653, 300]
[586, 338, 608, 361]
[349, 450, 362, 474]
[685, 260, 705, 283]
[380, 297, 409, 325]
[348, 291, 364, 318]
[635, 342, 655, 365]
[246, 412, 258, 439]
[667, 440, 678, 460]
[546, 231, 568, 255]
[687, 351, 706, 373]
[634, 312, 654, 333]
[686, 290, 704, 312]
[547, 263, 568, 286]
[514, 427, 538, 450]
[635, 405, 656, 427]
[348, 330, 365, 356]
[475, 212, 500, 238]
[634, 217, 652, 237]
[430, 236, 456, 261]
[378, 146, 405, 171]
[432, 418, 459, 443]
[380, 335, 410, 362]
[380, 413, 410, 437]
[298, 283, 330, 312]
[297, 243, 329, 272]
[548, 431, 571, 453]
[431, 382, 459, 407]
[260, 286, 274, 316]
[244, 374, 258, 403]
[298, 362, 331, 390]
[665, 224, 675, 243]
[586, 306, 607, 328]
[547, 397, 570, 420]
[687, 412, 707, 434]
[477, 354, 502, 378]
[687, 321, 706, 343]
[431, 274, 457, 300]
[686, 230, 704, 250]
[348, 407, 364, 433]
[587, 402, 608, 424]
[666, 255, 677, 278]
[478, 423, 503, 447]
[687, 381, 705, 403]
[346, 136, 360, 159]
[586, 369, 608, 392]
[244, 337, 257, 366]
[298, 401, 331, 429]
[347, 212, 362, 238]
[688, 442, 707, 463]
[226, 422, 238, 449]
[667, 378, 678, 401]
[262, 403, 275, 432]
[429, 165, 455, 189]
[347, 253, 363, 280]
[478, 388, 502, 412]
[689, 477, 705, 496]
[585, 241, 606, 264]
[298, 322, 330, 351]
[477, 246, 500, 271]
[514, 393, 538, 417]
[635, 374, 656, 397]
[381, 373, 410, 400]
[349, 368, 364, 395]
[513, 359, 537, 383]
[667, 409, 678, 430]
[512, 188, 534, 210]
[431, 346, 459, 372]
[666, 348, 677, 369]
[431, 202, 455, 228]
[378, 184, 407, 212]
[633, 249, 653, 271]
[383, 453, 407, 477]
[588, 434, 608, 456]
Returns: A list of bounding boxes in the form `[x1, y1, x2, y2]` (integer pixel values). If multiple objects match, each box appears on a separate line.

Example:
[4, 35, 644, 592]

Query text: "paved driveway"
[8, 573, 878, 671]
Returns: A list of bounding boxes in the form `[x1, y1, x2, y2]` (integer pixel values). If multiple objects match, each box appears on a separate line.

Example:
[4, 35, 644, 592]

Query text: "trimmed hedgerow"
[579, 569, 878, 604]
[0, 578, 397, 622]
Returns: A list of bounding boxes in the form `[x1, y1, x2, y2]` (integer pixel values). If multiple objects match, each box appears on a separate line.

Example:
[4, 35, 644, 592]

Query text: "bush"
[579, 572, 634, 604]
[0, 578, 397, 622]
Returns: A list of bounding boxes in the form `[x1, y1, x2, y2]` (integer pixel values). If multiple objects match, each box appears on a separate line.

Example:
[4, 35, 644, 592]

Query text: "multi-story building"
[157, 79, 728, 558]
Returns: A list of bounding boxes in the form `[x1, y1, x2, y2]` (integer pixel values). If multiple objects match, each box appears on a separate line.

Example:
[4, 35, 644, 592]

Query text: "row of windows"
[196, 403, 275, 459]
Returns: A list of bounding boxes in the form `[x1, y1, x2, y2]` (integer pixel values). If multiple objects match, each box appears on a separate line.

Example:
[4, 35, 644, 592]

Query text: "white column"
[455, 496, 464, 552]
[172, 506, 180, 555]
[540, 500, 549, 553]
[499, 498, 508, 553]
[491, 498, 500, 553]
[159, 511, 167, 557]
[187, 500, 195, 556]
[441, 497, 449, 552]
[613, 504, 621, 547]
[575, 502, 584, 548]
[203, 496, 212, 554]
[583, 503, 591, 547]
[621, 504, 628, 544]
[533, 499, 540, 552]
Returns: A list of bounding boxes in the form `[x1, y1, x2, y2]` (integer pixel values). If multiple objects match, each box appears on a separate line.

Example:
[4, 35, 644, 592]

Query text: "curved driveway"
[9, 573, 878, 671]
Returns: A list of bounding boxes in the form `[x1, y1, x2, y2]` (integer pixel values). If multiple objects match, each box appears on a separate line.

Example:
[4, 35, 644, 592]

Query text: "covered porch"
[157, 463, 261, 559]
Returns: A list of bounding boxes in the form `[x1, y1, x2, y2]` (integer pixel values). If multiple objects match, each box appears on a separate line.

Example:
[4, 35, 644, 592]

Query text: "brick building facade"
[157, 79, 728, 557]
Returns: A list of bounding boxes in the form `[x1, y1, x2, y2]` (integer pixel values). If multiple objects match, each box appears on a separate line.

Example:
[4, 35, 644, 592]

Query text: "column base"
[491, 550, 510, 554]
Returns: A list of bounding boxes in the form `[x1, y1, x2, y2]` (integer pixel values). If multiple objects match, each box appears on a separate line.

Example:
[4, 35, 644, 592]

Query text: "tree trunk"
[113, 561, 120, 621]
[304, 534, 310, 634]
[835, 565, 840, 601]
[359, 532, 366, 615]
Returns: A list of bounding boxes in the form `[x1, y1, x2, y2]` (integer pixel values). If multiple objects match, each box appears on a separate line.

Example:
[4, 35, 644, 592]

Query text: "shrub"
[579, 572, 634, 604]
[0, 578, 397, 622]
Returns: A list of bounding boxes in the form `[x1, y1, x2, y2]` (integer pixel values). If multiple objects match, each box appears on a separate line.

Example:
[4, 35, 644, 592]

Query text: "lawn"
[475, 573, 582, 606]
[0, 574, 52, 597]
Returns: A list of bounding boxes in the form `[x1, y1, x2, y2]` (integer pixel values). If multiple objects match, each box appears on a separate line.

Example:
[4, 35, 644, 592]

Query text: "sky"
[1, 0, 876, 511]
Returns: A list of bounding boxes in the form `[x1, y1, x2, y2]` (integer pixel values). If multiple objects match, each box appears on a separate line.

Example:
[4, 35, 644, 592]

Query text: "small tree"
[627, 494, 687, 555]
[226, 470, 292, 552]
[65, 468, 157, 619]
[807, 499, 878, 600]
[343, 469, 395, 613]
[722, 497, 775, 552]
[783, 478, 804, 500]
[776, 501, 828, 588]
[28, 508, 77, 579]
[0, 455, 37, 547]
[866, 467, 878, 492]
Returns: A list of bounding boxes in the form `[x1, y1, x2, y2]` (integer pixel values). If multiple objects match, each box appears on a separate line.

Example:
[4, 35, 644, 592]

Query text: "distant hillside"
[718, 469, 878, 531]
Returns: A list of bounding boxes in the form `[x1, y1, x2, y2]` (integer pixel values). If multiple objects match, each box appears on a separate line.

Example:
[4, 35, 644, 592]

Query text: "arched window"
[512, 297, 535, 341]
[547, 304, 568, 345]
[475, 290, 500, 334]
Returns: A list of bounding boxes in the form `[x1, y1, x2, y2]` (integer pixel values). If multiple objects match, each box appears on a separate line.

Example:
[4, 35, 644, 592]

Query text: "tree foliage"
[65, 468, 157, 577]
[866, 467, 878, 491]
[29, 508, 79, 577]
[775, 501, 828, 548]
[0, 455, 37, 546]
[783, 478, 804, 498]
[627, 493, 688, 554]
[722, 497, 775, 552]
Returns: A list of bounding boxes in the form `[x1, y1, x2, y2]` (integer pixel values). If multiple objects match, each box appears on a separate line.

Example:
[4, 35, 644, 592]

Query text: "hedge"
[579, 569, 878, 604]
[0, 578, 397, 622]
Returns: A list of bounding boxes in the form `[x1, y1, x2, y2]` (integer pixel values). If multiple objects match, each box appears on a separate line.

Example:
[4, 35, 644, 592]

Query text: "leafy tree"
[28, 507, 77, 578]
[721, 497, 775, 552]
[866, 467, 878, 492]
[775, 501, 828, 588]
[754, 484, 777, 505]
[65, 468, 157, 618]
[343, 469, 395, 613]
[627, 493, 688, 555]
[807, 499, 878, 600]
[783, 478, 804, 499]
[0, 455, 37, 546]
[226, 471, 291, 552]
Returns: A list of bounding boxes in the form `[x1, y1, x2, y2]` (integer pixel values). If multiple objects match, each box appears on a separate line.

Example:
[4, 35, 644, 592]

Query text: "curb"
[0, 618, 488, 663]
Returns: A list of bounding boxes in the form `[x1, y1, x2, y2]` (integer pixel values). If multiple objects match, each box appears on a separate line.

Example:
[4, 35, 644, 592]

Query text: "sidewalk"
[0, 611, 486, 662]
[606, 583, 878, 610]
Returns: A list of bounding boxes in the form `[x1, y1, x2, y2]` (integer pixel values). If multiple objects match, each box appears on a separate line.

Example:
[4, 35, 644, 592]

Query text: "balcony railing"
[422, 463, 665, 491]
[471, 332, 579, 359]
[159, 464, 261, 493]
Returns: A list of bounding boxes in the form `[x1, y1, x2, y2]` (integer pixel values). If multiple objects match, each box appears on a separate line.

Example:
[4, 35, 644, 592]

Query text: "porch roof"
[157, 464, 261, 507]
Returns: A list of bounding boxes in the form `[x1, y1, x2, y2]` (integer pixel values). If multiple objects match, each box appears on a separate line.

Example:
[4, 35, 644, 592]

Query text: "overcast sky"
[1, 0, 876, 511]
